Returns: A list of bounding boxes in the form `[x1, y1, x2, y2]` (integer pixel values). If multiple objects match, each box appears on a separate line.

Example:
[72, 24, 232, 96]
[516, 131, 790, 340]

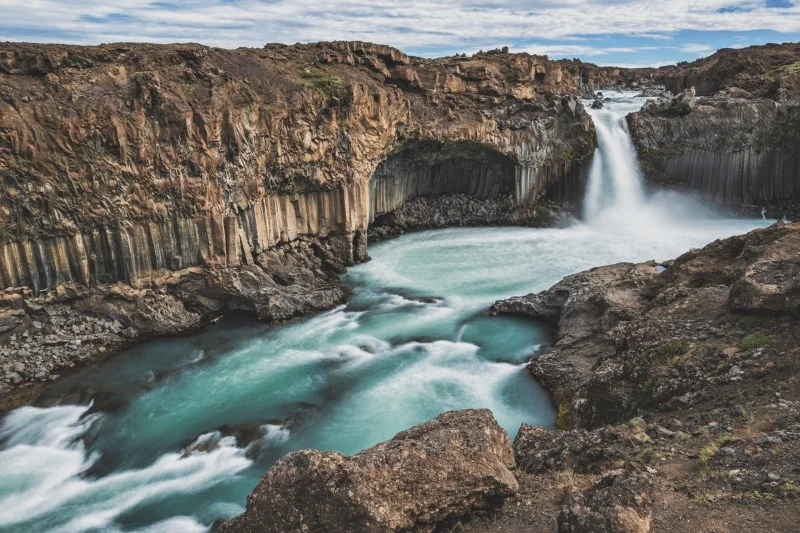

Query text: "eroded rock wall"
[0, 185, 368, 295]
[0, 41, 596, 297]
[627, 94, 800, 217]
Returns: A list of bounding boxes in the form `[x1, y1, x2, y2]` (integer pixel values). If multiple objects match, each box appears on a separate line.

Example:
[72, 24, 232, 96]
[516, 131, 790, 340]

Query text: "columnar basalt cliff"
[622, 43, 800, 217]
[0, 41, 597, 397]
[627, 92, 800, 217]
[0, 41, 597, 295]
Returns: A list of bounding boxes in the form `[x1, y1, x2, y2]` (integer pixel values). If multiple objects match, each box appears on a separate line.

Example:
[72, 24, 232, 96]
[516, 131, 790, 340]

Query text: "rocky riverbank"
[221, 220, 800, 532]
[0, 236, 348, 410]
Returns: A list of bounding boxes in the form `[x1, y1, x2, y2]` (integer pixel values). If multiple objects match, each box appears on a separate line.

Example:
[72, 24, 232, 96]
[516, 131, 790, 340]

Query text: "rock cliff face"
[627, 92, 800, 218]
[0, 41, 596, 296]
[0, 41, 599, 396]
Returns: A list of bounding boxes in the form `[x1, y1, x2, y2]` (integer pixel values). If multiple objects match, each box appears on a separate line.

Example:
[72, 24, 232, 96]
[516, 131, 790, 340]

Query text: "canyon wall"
[0, 41, 597, 296]
[627, 93, 800, 217]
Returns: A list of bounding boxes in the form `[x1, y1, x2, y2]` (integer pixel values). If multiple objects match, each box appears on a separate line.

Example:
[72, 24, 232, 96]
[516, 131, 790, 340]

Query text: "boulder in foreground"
[221, 409, 518, 532]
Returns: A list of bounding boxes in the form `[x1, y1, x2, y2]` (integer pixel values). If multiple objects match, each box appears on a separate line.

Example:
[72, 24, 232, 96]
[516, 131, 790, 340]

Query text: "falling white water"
[583, 91, 649, 223]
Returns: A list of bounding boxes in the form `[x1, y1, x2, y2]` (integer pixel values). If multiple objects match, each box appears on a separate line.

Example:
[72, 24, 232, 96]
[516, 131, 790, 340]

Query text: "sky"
[1, 0, 800, 67]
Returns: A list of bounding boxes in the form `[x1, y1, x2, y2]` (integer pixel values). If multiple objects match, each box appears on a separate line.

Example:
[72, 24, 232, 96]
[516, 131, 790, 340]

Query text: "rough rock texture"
[651, 43, 800, 100]
[368, 193, 573, 241]
[513, 422, 653, 477]
[558, 469, 654, 533]
[492, 221, 800, 430]
[492, 261, 659, 429]
[0, 40, 604, 397]
[220, 409, 518, 533]
[628, 91, 800, 218]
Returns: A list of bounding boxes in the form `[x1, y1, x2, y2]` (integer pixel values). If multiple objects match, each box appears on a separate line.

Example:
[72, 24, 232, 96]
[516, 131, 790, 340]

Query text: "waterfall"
[583, 92, 648, 223]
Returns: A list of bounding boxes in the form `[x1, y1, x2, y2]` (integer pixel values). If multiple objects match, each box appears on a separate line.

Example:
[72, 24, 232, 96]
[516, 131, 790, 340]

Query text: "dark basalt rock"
[729, 222, 800, 314]
[220, 409, 518, 533]
[513, 422, 651, 476]
[493, 221, 800, 430]
[627, 90, 800, 218]
[558, 468, 654, 533]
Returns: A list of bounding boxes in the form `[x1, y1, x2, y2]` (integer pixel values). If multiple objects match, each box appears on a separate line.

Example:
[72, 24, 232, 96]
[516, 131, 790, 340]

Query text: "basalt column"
[369, 141, 517, 222]
[0, 183, 370, 294]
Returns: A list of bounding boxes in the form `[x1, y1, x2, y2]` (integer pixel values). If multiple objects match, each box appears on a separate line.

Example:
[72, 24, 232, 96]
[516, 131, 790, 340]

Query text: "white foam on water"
[132, 517, 208, 533]
[260, 424, 290, 444]
[0, 405, 252, 532]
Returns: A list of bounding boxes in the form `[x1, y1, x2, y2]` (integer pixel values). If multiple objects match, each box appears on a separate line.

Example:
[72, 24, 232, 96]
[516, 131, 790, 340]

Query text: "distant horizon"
[2, 1, 800, 68]
[6, 37, 800, 70]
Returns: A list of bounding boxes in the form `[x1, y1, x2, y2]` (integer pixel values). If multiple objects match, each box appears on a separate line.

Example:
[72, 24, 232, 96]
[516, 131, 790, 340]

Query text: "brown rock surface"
[493, 221, 800, 430]
[221, 409, 518, 533]
[0, 40, 602, 397]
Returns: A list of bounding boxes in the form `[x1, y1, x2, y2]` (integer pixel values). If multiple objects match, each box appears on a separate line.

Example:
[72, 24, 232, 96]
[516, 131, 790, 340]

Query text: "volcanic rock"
[220, 409, 518, 532]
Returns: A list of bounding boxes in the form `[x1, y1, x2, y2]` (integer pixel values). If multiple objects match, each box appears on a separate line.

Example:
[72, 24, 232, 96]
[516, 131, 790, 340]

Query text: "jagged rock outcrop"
[492, 261, 658, 428]
[220, 409, 518, 533]
[627, 91, 800, 218]
[651, 43, 800, 100]
[492, 221, 800, 429]
[558, 469, 654, 533]
[0, 40, 603, 396]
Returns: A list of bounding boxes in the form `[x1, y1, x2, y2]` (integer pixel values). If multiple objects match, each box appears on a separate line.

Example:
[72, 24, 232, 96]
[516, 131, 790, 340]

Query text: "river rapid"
[0, 92, 772, 532]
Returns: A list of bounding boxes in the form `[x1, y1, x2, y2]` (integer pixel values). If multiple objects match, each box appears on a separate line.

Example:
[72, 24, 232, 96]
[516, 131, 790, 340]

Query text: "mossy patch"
[658, 339, 688, 358]
[775, 60, 800, 74]
[780, 481, 800, 493]
[740, 332, 768, 350]
[556, 402, 572, 430]
[299, 67, 343, 96]
[715, 434, 735, 447]
[699, 443, 718, 464]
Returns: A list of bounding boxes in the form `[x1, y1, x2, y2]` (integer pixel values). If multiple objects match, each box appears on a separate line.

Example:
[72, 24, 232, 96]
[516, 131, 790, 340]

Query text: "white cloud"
[682, 43, 714, 53]
[514, 44, 642, 57]
[0, 0, 798, 55]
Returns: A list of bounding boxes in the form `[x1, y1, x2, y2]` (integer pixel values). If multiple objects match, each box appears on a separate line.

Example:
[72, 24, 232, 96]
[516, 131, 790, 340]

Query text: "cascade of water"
[583, 92, 648, 223]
